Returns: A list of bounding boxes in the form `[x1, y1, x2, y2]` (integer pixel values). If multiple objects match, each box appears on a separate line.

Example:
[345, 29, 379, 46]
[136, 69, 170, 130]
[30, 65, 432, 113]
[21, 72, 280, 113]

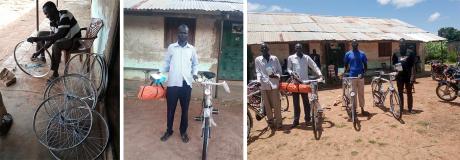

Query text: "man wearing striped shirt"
[27, 1, 81, 81]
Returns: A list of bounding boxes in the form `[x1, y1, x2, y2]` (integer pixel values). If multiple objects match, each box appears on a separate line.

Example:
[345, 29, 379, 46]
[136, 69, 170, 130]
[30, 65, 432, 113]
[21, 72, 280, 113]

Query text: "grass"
[390, 124, 398, 128]
[369, 140, 377, 144]
[416, 121, 431, 127]
[355, 138, 363, 143]
[336, 123, 347, 128]
[378, 142, 388, 147]
[416, 129, 427, 134]
[351, 151, 359, 156]
[276, 142, 287, 148]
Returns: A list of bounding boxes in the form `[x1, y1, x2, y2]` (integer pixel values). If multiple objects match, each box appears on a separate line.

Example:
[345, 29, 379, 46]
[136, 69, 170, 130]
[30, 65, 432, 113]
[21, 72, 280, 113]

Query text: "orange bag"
[138, 84, 166, 100]
[280, 82, 311, 93]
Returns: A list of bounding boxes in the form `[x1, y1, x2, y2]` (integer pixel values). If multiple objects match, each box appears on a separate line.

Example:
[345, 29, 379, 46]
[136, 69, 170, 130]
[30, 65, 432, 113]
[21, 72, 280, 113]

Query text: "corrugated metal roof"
[125, 0, 243, 12]
[248, 12, 445, 44]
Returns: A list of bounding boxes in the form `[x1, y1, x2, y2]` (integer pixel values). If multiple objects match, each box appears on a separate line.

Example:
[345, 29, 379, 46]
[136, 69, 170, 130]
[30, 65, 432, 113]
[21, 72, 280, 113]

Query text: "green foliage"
[438, 27, 460, 41]
[425, 42, 448, 62]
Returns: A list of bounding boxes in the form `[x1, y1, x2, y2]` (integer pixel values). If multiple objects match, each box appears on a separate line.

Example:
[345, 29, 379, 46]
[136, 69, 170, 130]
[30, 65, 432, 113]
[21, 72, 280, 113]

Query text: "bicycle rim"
[202, 117, 210, 160]
[64, 54, 104, 99]
[50, 110, 109, 160]
[13, 41, 51, 77]
[44, 74, 97, 109]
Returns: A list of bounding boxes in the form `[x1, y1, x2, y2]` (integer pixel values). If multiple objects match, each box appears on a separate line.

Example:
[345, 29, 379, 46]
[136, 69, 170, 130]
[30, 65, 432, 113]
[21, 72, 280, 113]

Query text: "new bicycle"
[371, 71, 402, 120]
[341, 74, 361, 131]
[193, 71, 230, 160]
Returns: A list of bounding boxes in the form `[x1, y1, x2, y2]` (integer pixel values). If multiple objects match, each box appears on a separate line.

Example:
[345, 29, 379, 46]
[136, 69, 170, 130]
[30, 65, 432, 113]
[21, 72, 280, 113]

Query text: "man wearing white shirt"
[159, 24, 199, 143]
[287, 43, 323, 128]
[254, 43, 283, 129]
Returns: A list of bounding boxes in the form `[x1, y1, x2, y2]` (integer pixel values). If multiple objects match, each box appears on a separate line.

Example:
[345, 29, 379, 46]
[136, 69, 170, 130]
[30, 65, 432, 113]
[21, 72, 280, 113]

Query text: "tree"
[438, 27, 460, 41]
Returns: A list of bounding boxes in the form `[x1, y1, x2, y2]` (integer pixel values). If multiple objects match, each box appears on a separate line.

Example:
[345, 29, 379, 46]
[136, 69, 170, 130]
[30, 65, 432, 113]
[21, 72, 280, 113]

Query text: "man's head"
[295, 43, 303, 54]
[260, 43, 269, 55]
[177, 24, 189, 43]
[399, 38, 407, 54]
[43, 1, 59, 21]
[313, 49, 317, 54]
[351, 39, 359, 51]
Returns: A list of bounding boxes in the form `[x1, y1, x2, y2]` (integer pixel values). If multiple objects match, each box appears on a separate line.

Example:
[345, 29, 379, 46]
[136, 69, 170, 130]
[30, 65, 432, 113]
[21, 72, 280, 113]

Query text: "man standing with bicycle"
[255, 43, 283, 129]
[344, 39, 369, 116]
[26, 1, 81, 82]
[287, 43, 323, 128]
[392, 38, 416, 114]
[159, 24, 199, 143]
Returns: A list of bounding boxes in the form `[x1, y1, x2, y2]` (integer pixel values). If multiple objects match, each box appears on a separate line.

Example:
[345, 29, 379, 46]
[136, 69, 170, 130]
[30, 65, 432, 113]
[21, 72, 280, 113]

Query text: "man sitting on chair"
[27, 1, 81, 81]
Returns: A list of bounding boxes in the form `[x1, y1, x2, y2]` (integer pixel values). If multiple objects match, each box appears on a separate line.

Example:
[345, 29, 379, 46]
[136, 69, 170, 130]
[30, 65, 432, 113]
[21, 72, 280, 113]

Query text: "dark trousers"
[166, 81, 192, 135]
[292, 93, 310, 123]
[36, 31, 76, 72]
[397, 80, 413, 111]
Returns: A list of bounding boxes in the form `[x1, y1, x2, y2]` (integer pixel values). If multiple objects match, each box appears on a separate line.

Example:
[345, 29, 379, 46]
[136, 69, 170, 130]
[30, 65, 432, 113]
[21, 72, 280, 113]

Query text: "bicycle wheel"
[13, 41, 51, 77]
[280, 91, 290, 112]
[389, 91, 402, 120]
[370, 78, 383, 106]
[311, 101, 322, 140]
[45, 74, 97, 109]
[351, 92, 359, 130]
[202, 117, 210, 160]
[64, 54, 105, 99]
[247, 111, 252, 141]
[33, 94, 92, 151]
[436, 83, 457, 101]
[50, 110, 109, 160]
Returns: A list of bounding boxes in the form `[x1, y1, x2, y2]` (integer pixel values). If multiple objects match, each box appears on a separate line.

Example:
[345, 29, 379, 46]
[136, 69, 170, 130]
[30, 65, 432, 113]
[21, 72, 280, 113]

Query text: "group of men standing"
[255, 38, 416, 130]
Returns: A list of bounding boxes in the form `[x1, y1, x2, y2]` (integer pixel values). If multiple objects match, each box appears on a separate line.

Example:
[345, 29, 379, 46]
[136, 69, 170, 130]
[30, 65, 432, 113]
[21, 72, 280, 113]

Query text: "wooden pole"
[36, 0, 39, 31]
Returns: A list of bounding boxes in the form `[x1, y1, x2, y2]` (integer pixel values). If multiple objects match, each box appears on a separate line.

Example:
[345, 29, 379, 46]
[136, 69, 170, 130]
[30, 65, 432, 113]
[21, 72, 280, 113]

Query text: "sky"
[248, 0, 460, 34]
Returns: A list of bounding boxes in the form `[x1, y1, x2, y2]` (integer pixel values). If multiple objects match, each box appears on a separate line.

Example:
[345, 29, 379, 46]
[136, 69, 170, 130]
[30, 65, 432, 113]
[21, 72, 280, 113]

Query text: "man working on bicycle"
[159, 24, 199, 143]
[392, 38, 416, 114]
[287, 43, 323, 128]
[344, 39, 369, 116]
[254, 43, 283, 129]
[26, 1, 81, 81]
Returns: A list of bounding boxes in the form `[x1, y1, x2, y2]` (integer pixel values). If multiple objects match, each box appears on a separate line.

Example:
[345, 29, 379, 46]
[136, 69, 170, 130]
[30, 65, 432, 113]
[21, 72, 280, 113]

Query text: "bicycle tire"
[311, 102, 322, 140]
[202, 117, 210, 160]
[390, 91, 402, 120]
[280, 91, 290, 111]
[436, 84, 457, 101]
[247, 111, 253, 141]
[370, 78, 383, 106]
[351, 93, 359, 131]
[13, 41, 51, 77]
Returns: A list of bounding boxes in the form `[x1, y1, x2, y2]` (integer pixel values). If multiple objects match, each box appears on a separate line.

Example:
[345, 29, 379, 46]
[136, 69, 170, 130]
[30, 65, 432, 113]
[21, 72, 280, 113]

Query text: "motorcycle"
[430, 60, 448, 81]
[436, 66, 460, 101]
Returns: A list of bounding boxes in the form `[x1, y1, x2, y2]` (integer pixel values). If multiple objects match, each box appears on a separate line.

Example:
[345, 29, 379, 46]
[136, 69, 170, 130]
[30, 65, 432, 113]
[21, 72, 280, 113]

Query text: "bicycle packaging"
[280, 81, 311, 93]
[138, 83, 166, 100]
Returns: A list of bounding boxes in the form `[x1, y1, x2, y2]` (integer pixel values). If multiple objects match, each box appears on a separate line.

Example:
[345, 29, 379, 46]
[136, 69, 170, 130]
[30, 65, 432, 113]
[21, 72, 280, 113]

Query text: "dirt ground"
[248, 76, 460, 160]
[124, 80, 244, 160]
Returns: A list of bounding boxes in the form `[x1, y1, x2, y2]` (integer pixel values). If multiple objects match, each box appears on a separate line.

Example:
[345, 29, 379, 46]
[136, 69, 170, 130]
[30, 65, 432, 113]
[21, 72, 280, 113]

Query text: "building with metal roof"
[247, 12, 444, 81]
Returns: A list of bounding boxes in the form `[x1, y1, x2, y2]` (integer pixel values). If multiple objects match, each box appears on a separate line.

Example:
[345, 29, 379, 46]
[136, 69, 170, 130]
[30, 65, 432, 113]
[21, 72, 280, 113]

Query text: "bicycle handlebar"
[194, 79, 231, 93]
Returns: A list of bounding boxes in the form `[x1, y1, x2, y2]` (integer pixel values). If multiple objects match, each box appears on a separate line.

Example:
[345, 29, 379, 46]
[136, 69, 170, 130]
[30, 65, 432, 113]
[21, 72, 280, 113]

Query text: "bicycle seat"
[200, 71, 216, 79]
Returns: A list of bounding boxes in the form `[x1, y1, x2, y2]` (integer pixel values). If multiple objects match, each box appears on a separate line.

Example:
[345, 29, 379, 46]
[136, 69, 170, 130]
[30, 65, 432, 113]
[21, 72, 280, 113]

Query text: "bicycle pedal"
[212, 108, 219, 114]
[194, 116, 203, 121]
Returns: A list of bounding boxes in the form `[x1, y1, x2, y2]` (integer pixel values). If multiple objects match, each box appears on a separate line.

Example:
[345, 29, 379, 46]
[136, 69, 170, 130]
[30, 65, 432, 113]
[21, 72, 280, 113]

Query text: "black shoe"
[160, 131, 173, 142]
[181, 133, 190, 143]
[408, 110, 416, 114]
[361, 109, 370, 116]
[290, 122, 299, 128]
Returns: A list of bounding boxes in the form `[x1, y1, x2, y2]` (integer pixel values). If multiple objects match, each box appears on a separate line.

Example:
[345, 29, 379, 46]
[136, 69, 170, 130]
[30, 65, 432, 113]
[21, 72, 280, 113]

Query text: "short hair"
[43, 1, 57, 9]
[178, 24, 189, 31]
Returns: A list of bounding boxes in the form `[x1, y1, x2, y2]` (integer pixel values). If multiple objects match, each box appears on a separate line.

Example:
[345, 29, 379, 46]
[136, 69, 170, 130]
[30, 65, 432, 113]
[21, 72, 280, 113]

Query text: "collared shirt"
[344, 50, 367, 77]
[287, 54, 322, 81]
[161, 42, 199, 87]
[50, 10, 81, 40]
[255, 55, 282, 90]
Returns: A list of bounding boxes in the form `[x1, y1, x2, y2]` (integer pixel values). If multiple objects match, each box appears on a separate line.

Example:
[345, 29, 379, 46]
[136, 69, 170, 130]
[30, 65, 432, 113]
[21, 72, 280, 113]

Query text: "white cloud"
[377, 0, 391, 5]
[377, 0, 424, 8]
[248, 2, 291, 12]
[427, 12, 440, 22]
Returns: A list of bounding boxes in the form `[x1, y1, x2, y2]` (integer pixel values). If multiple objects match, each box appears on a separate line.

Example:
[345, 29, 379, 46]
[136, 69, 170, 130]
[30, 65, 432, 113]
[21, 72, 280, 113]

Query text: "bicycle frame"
[373, 73, 397, 101]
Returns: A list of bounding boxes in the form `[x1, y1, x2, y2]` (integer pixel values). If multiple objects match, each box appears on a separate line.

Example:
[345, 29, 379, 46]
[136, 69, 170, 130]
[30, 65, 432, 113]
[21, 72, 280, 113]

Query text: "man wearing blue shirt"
[159, 24, 199, 143]
[344, 39, 368, 115]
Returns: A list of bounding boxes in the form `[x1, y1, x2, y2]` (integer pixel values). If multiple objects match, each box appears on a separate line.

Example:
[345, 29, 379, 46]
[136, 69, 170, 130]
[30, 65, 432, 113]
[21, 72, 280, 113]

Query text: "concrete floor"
[0, 0, 95, 159]
[124, 79, 244, 160]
